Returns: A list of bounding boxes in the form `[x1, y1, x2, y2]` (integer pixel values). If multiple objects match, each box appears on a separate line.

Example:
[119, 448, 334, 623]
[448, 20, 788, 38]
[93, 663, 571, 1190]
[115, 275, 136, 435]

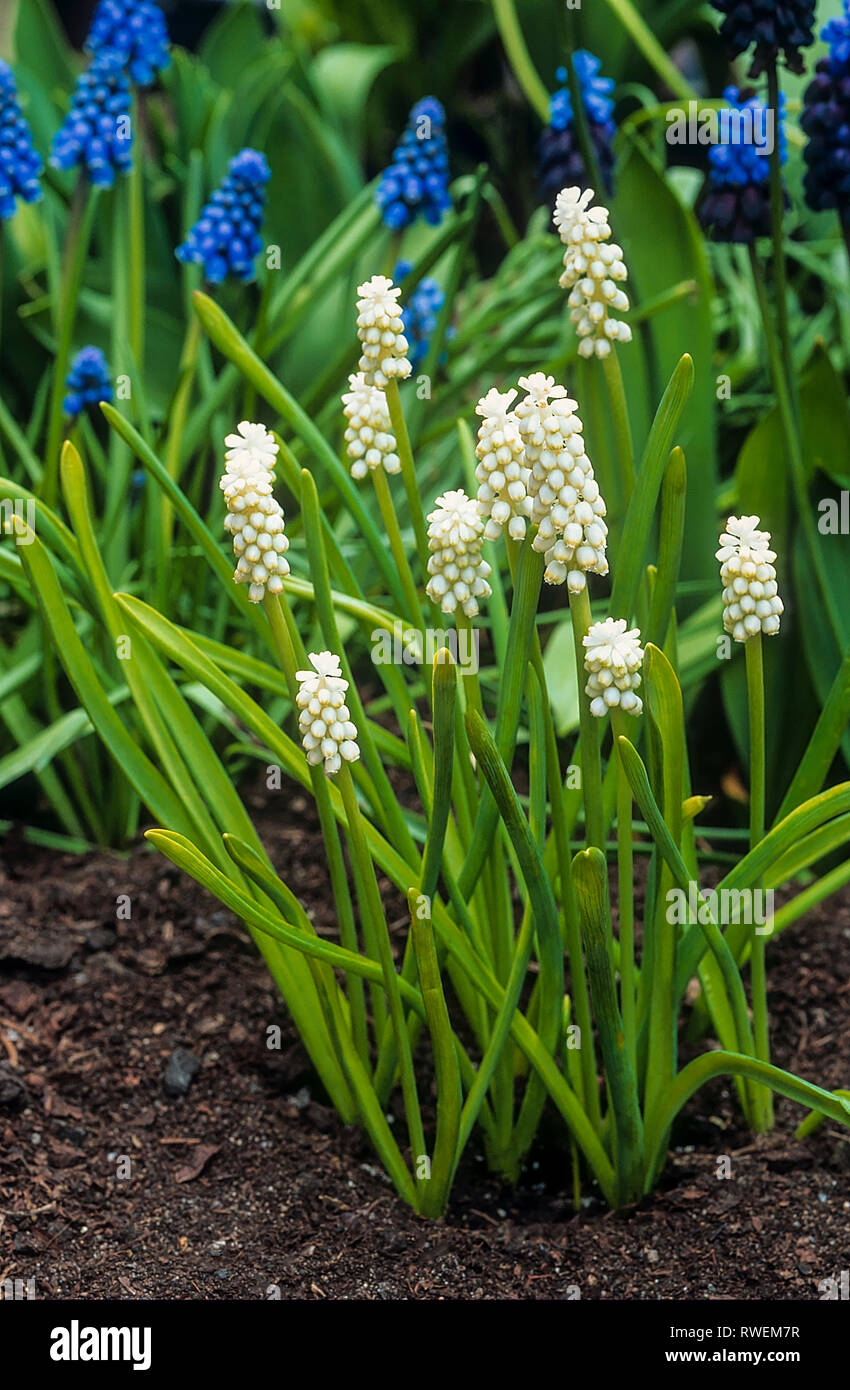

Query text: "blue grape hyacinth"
[711, 0, 817, 78]
[176, 149, 270, 284]
[699, 87, 787, 243]
[539, 53, 616, 205]
[85, 0, 170, 86]
[63, 347, 113, 419]
[50, 49, 133, 188]
[802, 3, 850, 216]
[0, 60, 43, 220]
[375, 97, 451, 230]
[395, 259, 446, 369]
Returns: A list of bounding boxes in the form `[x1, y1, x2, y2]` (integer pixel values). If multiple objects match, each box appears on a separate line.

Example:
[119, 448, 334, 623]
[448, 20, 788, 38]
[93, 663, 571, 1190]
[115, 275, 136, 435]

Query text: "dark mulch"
[0, 794, 849, 1301]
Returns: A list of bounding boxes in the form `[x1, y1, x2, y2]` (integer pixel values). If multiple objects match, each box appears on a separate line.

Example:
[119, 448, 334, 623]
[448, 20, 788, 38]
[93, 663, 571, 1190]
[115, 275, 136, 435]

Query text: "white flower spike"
[223, 420, 279, 476]
[221, 425, 289, 605]
[474, 387, 531, 541]
[717, 515, 784, 643]
[296, 652, 360, 777]
[425, 488, 492, 617]
[583, 619, 644, 718]
[515, 372, 608, 591]
[554, 187, 632, 360]
[355, 275, 412, 390]
[341, 373, 401, 478]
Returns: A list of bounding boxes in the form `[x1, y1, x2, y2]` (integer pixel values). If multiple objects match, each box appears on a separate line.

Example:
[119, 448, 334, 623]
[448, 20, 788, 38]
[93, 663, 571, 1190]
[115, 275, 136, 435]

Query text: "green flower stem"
[572, 848, 644, 1205]
[384, 378, 430, 582]
[300, 467, 419, 865]
[338, 763, 426, 1192]
[382, 229, 405, 280]
[525, 622, 599, 1129]
[241, 275, 274, 422]
[490, 0, 550, 123]
[767, 62, 793, 397]
[105, 180, 135, 577]
[370, 467, 426, 630]
[609, 353, 694, 623]
[611, 709, 637, 1065]
[156, 314, 202, 606]
[646, 448, 686, 651]
[407, 890, 462, 1217]
[748, 254, 845, 653]
[454, 609, 483, 717]
[274, 435, 365, 602]
[746, 635, 766, 851]
[406, 654, 462, 1215]
[601, 349, 635, 507]
[458, 536, 544, 901]
[42, 183, 100, 506]
[745, 632, 773, 1132]
[597, 0, 697, 103]
[128, 93, 145, 369]
[568, 584, 605, 850]
[263, 593, 371, 1067]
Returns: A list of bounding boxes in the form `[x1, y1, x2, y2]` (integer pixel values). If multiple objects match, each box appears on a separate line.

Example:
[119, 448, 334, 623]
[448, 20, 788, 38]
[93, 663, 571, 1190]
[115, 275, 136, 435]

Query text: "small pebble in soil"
[163, 1047, 202, 1097]
[83, 925, 116, 951]
[0, 1065, 28, 1109]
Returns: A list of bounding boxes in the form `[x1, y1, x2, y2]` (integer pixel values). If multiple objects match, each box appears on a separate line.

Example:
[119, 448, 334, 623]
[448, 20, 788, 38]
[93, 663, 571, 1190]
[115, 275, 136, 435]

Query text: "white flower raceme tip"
[295, 651, 360, 777]
[717, 515, 784, 643]
[474, 387, 531, 541]
[223, 420, 278, 478]
[583, 619, 644, 719]
[425, 488, 492, 618]
[220, 425, 289, 604]
[554, 187, 632, 360]
[355, 275, 412, 390]
[341, 373, 400, 478]
[515, 372, 608, 591]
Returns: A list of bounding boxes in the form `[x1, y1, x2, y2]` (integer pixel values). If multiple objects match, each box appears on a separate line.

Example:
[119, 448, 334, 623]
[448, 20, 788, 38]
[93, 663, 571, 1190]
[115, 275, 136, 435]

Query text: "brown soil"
[0, 793, 848, 1301]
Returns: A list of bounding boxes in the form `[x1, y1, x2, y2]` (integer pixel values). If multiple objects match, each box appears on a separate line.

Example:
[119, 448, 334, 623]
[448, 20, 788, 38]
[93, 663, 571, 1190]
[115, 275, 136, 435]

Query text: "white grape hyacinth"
[296, 651, 361, 777]
[474, 387, 531, 541]
[355, 275, 412, 390]
[515, 372, 608, 591]
[220, 423, 290, 604]
[554, 187, 632, 360]
[425, 488, 492, 618]
[224, 419, 279, 475]
[716, 515, 784, 643]
[341, 373, 401, 478]
[583, 619, 644, 719]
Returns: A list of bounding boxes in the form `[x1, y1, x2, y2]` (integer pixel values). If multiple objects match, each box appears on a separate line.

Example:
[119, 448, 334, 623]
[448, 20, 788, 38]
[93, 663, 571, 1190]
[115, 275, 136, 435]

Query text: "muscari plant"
[15, 161, 850, 1215]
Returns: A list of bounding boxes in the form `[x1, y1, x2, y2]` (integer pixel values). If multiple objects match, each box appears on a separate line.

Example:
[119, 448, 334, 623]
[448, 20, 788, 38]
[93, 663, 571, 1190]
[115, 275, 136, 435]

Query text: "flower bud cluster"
[554, 186, 632, 358]
[296, 652, 360, 777]
[221, 422, 289, 604]
[717, 515, 784, 642]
